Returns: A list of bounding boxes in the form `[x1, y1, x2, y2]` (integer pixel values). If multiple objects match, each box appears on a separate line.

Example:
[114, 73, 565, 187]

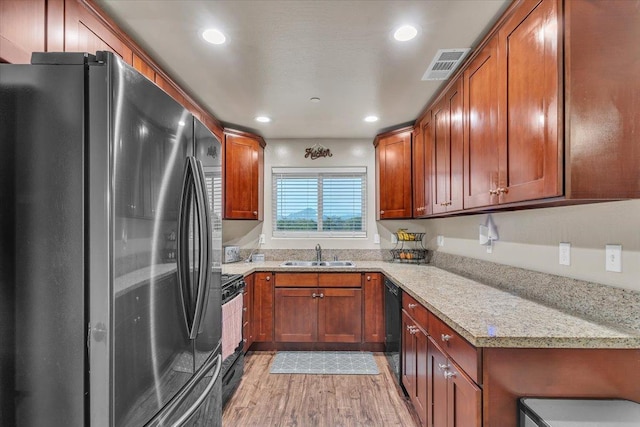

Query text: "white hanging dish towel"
[222, 293, 243, 360]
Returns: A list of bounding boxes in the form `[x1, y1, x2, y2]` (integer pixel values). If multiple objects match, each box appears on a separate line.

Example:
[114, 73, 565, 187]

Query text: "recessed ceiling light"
[364, 116, 379, 123]
[394, 25, 418, 42]
[310, 97, 321, 103]
[202, 28, 226, 45]
[255, 116, 271, 123]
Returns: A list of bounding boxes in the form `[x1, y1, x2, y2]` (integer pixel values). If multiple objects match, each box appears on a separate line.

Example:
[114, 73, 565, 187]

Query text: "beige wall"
[223, 138, 381, 250]
[224, 139, 640, 292]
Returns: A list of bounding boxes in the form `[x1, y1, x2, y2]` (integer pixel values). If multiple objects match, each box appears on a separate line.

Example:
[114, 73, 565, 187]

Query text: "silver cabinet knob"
[441, 334, 452, 342]
[380, 210, 385, 215]
[444, 371, 456, 379]
[265, 276, 270, 281]
[366, 276, 371, 281]
[437, 363, 450, 371]
[408, 303, 417, 309]
[253, 211, 258, 215]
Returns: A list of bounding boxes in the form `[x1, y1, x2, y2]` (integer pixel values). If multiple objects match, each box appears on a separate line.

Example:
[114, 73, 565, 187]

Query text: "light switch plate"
[559, 242, 571, 266]
[374, 233, 380, 244]
[437, 235, 445, 247]
[259, 234, 265, 245]
[391, 234, 398, 244]
[605, 244, 622, 272]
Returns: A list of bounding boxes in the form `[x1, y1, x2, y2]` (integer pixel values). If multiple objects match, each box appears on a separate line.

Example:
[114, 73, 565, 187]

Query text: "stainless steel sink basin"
[280, 260, 356, 267]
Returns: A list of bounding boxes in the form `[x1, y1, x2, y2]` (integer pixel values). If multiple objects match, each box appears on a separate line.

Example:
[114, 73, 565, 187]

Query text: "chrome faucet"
[315, 244, 322, 262]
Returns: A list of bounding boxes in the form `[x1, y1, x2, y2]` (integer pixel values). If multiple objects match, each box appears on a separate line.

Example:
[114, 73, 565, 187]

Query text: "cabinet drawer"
[275, 273, 318, 287]
[402, 293, 429, 330]
[428, 311, 481, 384]
[318, 273, 362, 288]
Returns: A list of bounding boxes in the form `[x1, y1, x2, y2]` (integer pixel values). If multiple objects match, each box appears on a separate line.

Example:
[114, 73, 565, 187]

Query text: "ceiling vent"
[421, 48, 471, 81]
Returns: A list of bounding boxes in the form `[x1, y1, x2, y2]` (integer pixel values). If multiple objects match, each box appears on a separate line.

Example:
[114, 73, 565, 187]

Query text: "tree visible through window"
[272, 168, 367, 237]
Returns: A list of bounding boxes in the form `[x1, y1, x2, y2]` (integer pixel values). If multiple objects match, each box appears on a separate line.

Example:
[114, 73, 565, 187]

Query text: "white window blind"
[204, 168, 222, 235]
[272, 167, 367, 238]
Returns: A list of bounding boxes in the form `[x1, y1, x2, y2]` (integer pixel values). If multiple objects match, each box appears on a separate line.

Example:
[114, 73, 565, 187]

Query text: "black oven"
[220, 274, 245, 407]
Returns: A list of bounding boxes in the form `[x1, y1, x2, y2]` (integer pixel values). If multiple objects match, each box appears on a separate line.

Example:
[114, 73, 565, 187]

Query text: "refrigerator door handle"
[144, 352, 222, 427]
[190, 158, 212, 337]
[171, 353, 221, 426]
[177, 157, 199, 338]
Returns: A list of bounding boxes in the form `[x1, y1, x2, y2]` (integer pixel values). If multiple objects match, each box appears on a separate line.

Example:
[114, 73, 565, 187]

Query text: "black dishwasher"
[384, 277, 403, 389]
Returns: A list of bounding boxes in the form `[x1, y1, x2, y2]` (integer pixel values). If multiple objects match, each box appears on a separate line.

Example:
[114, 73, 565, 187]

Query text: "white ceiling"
[97, 0, 510, 139]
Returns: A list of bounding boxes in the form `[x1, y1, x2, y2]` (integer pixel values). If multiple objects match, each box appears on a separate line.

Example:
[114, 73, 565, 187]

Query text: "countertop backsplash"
[430, 252, 640, 334]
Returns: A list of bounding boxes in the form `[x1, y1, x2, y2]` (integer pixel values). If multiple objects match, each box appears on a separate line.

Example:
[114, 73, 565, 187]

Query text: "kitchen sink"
[280, 260, 356, 267]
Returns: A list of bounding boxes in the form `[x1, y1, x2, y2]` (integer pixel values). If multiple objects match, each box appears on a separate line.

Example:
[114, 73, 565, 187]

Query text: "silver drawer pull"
[441, 334, 452, 342]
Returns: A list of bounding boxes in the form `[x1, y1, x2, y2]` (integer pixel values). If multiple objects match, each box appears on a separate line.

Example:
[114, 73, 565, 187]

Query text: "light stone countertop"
[222, 260, 640, 349]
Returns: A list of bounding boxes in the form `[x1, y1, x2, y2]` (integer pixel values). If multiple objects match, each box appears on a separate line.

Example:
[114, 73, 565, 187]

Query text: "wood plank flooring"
[222, 352, 419, 427]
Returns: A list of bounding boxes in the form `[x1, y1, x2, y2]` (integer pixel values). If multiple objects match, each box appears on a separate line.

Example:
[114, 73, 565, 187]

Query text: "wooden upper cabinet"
[64, 0, 132, 63]
[463, 37, 501, 210]
[374, 128, 413, 220]
[0, 0, 46, 64]
[432, 77, 464, 214]
[464, 0, 561, 210]
[223, 129, 265, 220]
[498, 0, 562, 204]
[564, 0, 640, 199]
[412, 114, 432, 218]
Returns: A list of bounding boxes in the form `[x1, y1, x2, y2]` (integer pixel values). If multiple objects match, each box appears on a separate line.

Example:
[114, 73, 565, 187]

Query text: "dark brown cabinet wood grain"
[223, 129, 265, 220]
[0, 0, 46, 64]
[375, 127, 413, 220]
[428, 337, 481, 427]
[412, 114, 432, 218]
[432, 77, 464, 214]
[462, 37, 501, 210]
[363, 273, 384, 343]
[242, 274, 254, 352]
[253, 272, 273, 342]
[274, 273, 362, 344]
[402, 309, 428, 426]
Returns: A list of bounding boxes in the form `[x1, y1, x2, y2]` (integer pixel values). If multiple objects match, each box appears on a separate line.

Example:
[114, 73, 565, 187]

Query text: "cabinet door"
[64, 0, 132, 64]
[363, 273, 384, 343]
[433, 78, 463, 214]
[224, 132, 263, 220]
[318, 288, 362, 343]
[0, 0, 46, 64]
[412, 120, 426, 217]
[376, 130, 412, 219]
[428, 337, 449, 427]
[401, 311, 416, 399]
[463, 37, 500, 209]
[414, 326, 429, 427]
[448, 363, 482, 427]
[274, 288, 317, 342]
[253, 272, 273, 342]
[499, 0, 561, 203]
[243, 274, 254, 352]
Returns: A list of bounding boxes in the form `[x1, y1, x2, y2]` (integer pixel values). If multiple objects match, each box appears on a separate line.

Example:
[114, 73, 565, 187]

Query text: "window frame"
[272, 167, 367, 238]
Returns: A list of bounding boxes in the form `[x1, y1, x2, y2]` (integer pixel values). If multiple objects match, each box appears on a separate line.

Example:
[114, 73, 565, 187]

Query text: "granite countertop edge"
[222, 260, 640, 350]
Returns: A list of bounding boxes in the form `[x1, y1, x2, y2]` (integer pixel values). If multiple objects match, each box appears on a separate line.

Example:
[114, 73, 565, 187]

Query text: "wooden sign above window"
[304, 143, 332, 160]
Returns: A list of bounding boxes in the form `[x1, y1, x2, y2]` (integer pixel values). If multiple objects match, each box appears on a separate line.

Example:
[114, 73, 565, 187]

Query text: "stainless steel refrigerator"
[0, 51, 223, 426]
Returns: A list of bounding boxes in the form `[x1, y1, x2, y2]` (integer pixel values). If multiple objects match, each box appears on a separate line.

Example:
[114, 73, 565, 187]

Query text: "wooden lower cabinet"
[253, 272, 273, 342]
[242, 274, 254, 352]
[274, 288, 317, 342]
[402, 310, 428, 426]
[363, 273, 384, 343]
[318, 287, 362, 343]
[274, 287, 362, 343]
[428, 337, 481, 427]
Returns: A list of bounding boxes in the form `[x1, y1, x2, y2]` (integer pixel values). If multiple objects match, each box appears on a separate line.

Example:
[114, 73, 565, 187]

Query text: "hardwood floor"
[222, 352, 419, 426]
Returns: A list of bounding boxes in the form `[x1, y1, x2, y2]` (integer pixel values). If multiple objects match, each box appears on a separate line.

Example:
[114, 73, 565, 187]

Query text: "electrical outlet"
[374, 233, 380, 244]
[559, 242, 571, 266]
[437, 235, 445, 247]
[605, 244, 622, 272]
[391, 234, 398, 244]
[259, 234, 265, 245]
